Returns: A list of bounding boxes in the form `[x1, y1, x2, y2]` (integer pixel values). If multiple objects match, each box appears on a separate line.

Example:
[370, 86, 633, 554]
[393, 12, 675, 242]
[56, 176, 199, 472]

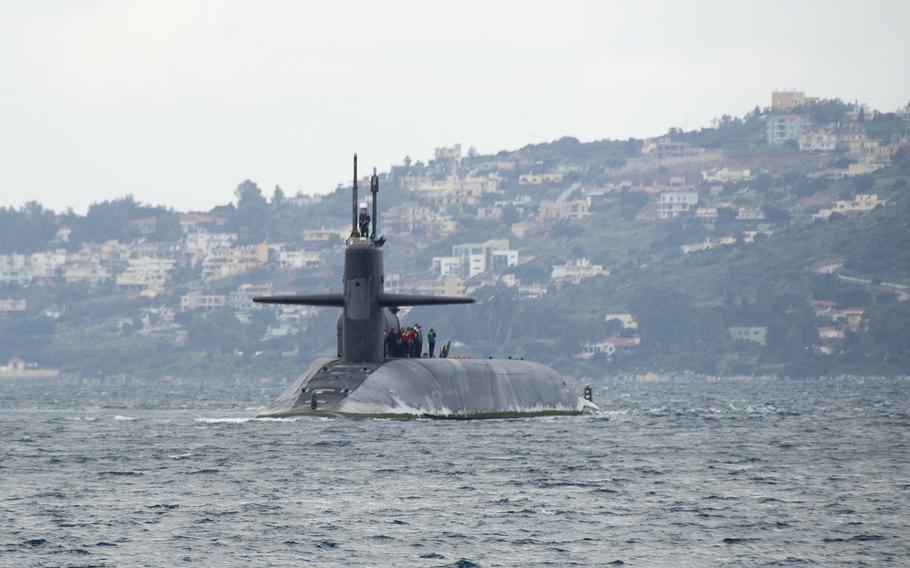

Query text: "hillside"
[1, 94, 909, 380]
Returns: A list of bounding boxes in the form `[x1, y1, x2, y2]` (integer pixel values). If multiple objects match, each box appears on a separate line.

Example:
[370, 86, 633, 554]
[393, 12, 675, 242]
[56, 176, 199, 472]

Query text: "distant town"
[2, 91, 909, 380]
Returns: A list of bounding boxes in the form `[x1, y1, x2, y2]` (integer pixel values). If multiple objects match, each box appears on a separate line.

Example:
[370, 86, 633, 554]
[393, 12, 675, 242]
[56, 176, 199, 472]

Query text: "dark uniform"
[427, 329, 437, 357]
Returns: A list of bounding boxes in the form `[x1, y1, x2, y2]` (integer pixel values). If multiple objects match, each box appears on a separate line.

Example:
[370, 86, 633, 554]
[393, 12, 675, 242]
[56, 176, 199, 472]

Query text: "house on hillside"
[181, 292, 227, 311]
[767, 114, 811, 145]
[538, 199, 590, 221]
[550, 258, 608, 284]
[641, 137, 703, 159]
[519, 173, 564, 185]
[0, 298, 26, 313]
[799, 129, 837, 152]
[772, 90, 818, 111]
[657, 191, 699, 219]
[728, 326, 768, 345]
[815, 194, 885, 218]
[577, 336, 640, 359]
[434, 240, 518, 279]
[701, 168, 752, 183]
[605, 313, 638, 330]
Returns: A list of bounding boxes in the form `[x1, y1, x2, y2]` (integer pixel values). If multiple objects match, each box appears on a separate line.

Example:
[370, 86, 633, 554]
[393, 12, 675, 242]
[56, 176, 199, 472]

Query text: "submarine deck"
[258, 357, 592, 419]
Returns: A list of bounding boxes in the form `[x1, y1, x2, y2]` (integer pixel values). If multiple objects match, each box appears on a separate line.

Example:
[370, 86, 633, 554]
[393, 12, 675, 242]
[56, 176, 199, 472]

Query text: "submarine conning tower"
[253, 154, 474, 363]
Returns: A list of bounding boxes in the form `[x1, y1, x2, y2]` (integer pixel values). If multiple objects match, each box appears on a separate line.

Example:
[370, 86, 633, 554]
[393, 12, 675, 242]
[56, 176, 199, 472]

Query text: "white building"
[578, 337, 640, 359]
[277, 250, 321, 270]
[681, 236, 736, 255]
[185, 231, 236, 258]
[701, 168, 752, 183]
[115, 257, 176, 292]
[641, 137, 703, 159]
[815, 194, 886, 219]
[432, 144, 462, 176]
[303, 228, 342, 242]
[538, 199, 590, 221]
[0, 298, 27, 312]
[181, 292, 228, 311]
[519, 173, 564, 185]
[550, 258, 608, 284]
[767, 114, 811, 145]
[605, 314, 638, 330]
[442, 239, 519, 279]
[414, 175, 500, 207]
[729, 326, 768, 345]
[799, 129, 837, 152]
[385, 205, 457, 237]
[432, 256, 463, 279]
[63, 262, 111, 284]
[835, 194, 885, 213]
[0, 254, 31, 284]
[657, 191, 699, 219]
[736, 208, 765, 221]
[475, 206, 503, 220]
[578, 340, 616, 359]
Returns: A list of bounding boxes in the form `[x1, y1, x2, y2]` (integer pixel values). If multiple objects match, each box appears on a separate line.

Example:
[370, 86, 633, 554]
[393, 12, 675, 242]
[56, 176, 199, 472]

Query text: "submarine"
[253, 155, 597, 418]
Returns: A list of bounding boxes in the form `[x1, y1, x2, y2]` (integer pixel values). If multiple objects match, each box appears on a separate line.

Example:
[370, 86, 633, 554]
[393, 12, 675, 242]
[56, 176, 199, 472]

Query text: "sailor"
[583, 385, 593, 402]
[358, 202, 371, 237]
[427, 328, 437, 358]
[390, 329, 401, 357]
[401, 327, 413, 357]
[414, 324, 423, 357]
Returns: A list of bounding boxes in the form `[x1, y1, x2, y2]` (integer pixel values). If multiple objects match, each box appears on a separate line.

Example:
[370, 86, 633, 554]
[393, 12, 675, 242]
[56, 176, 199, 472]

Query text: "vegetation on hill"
[2, 96, 909, 379]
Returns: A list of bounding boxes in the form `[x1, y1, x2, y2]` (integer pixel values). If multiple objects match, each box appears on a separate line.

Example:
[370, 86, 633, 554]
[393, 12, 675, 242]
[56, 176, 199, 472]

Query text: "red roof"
[606, 337, 638, 347]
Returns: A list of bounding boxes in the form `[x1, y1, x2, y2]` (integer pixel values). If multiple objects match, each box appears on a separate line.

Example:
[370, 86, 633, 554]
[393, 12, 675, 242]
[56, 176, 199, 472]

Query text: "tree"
[231, 180, 271, 243]
[0, 202, 57, 253]
[272, 186, 286, 206]
[235, 180, 267, 209]
[716, 206, 737, 228]
[73, 195, 162, 243]
[852, 175, 874, 193]
[151, 211, 183, 242]
[761, 204, 791, 224]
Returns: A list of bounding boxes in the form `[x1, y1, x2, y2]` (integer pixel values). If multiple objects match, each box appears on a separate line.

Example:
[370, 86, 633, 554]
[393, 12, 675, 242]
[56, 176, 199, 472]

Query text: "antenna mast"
[351, 154, 359, 238]
[370, 167, 379, 240]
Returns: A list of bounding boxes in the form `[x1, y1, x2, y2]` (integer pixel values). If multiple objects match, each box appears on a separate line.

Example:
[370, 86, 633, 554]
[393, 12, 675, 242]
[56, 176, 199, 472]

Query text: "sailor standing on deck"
[358, 202, 371, 237]
[414, 324, 424, 358]
[427, 328, 437, 358]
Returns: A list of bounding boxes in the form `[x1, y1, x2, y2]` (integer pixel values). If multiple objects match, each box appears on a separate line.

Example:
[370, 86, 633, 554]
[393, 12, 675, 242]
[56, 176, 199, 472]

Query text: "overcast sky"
[1, 0, 908, 213]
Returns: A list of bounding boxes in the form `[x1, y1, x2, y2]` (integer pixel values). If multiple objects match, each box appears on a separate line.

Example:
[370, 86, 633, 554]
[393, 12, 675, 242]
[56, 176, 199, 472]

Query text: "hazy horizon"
[2, 0, 908, 213]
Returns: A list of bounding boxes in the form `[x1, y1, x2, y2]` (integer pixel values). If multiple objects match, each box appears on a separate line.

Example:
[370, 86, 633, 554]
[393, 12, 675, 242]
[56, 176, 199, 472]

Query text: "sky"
[1, 0, 908, 213]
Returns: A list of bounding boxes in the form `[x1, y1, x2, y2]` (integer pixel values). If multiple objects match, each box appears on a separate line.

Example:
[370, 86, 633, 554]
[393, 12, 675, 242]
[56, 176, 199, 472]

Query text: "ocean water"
[1, 377, 908, 567]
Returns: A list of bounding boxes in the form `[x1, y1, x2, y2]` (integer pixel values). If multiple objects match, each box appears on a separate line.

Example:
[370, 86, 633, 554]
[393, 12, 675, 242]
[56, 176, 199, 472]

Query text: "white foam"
[193, 417, 302, 424]
[113, 415, 138, 421]
[194, 417, 252, 424]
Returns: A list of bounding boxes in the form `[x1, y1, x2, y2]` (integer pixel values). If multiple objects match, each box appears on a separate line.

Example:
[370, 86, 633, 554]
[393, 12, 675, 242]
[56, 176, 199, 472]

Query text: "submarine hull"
[258, 357, 591, 419]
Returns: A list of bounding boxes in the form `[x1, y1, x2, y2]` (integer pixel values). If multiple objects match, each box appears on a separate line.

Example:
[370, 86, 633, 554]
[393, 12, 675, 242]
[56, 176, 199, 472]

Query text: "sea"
[1, 376, 908, 567]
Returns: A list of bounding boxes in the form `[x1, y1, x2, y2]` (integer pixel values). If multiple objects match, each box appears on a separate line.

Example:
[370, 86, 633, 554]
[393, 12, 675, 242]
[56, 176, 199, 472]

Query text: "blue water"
[1, 377, 908, 567]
